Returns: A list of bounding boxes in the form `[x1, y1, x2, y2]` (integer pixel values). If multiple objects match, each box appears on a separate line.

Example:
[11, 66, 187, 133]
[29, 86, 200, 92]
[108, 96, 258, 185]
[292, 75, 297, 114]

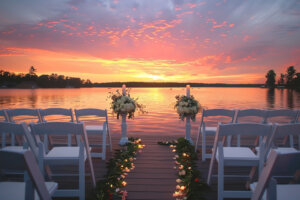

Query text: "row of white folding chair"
[0, 149, 58, 200]
[0, 121, 96, 200]
[206, 122, 300, 200]
[251, 150, 300, 200]
[195, 108, 299, 162]
[0, 108, 112, 160]
[235, 109, 299, 147]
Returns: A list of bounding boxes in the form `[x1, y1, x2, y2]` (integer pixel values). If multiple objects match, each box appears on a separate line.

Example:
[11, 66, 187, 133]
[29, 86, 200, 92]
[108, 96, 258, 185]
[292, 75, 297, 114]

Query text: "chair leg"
[2, 132, 6, 148]
[79, 146, 85, 200]
[108, 131, 112, 152]
[67, 134, 72, 146]
[246, 166, 257, 189]
[11, 133, 15, 146]
[218, 159, 224, 200]
[202, 132, 206, 162]
[102, 132, 107, 160]
[289, 135, 294, 148]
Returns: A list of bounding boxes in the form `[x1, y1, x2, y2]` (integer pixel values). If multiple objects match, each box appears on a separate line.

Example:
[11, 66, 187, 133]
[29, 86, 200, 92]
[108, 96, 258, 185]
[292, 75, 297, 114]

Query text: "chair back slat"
[0, 121, 28, 136]
[235, 109, 266, 122]
[272, 123, 300, 137]
[7, 109, 41, 122]
[39, 108, 74, 121]
[217, 123, 273, 137]
[30, 122, 84, 135]
[267, 123, 300, 150]
[202, 109, 235, 118]
[265, 109, 297, 122]
[74, 108, 107, 120]
[0, 122, 38, 156]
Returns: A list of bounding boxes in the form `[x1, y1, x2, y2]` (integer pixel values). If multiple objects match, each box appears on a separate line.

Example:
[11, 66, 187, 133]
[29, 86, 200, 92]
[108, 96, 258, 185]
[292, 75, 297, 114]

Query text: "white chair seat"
[1, 146, 26, 152]
[217, 147, 259, 161]
[255, 147, 298, 156]
[0, 182, 58, 200]
[45, 147, 89, 160]
[250, 182, 300, 200]
[85, 125, 104, 134]
[203, 126, 217, 135]
[274, 147, 298, 153]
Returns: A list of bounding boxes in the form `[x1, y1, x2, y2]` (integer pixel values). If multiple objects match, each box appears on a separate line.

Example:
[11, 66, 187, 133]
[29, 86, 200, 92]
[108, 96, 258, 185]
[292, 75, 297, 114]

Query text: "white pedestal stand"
[185, 115, 193, 144]
[119, 113, 129, 145]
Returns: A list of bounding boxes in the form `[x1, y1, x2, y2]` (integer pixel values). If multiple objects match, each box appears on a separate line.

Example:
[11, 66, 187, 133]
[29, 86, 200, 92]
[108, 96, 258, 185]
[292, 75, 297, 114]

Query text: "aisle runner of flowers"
[158, 138, 208, 200]
[93, 138, 145, 200]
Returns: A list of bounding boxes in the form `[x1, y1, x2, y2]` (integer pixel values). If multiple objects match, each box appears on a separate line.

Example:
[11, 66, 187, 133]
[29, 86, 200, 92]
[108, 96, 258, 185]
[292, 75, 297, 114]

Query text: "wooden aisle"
[124, 137, 177, 200]
[37, 133, 255, 200]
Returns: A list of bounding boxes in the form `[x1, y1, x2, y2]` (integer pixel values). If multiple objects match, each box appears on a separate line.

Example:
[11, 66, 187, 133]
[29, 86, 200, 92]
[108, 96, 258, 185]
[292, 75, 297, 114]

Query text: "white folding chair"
[6, 109, 41, 147]
[39, 108, 75, 148]
[74, 108, 112, 160]
[0, 135, 58, 200]
[266, 123, 300, 154]
[207, 123, 273, 200]
[195, 109, 236, 161]
[234, 109, 267, 147]
[29, 122, 96, 200]
[264, 109, 298, 147]
[251, 150, 300, 200]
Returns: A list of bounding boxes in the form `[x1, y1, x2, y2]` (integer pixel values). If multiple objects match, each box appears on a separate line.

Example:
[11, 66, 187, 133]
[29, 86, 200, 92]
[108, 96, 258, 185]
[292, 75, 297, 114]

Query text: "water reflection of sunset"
[1, 88, 299, 136]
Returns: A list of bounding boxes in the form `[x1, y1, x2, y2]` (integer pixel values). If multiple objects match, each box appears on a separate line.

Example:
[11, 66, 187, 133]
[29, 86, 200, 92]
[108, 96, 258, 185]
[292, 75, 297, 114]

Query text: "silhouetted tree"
[294, 73, 300, 90]
[278, 73, 285, 86]
[286, 66, 296, 88]
[265, 70, 276, 88]
[29, 66, 36, 75]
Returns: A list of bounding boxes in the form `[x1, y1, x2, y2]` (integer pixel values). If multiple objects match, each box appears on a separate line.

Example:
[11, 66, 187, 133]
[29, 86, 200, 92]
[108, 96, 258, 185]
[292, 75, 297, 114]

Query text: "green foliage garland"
[92, 137, 145, 200]
[158, 138, 209, 200]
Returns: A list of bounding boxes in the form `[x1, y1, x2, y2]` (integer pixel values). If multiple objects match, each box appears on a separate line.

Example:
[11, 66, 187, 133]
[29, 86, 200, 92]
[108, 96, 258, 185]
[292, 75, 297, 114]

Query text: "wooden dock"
[50, 132, 255, 200]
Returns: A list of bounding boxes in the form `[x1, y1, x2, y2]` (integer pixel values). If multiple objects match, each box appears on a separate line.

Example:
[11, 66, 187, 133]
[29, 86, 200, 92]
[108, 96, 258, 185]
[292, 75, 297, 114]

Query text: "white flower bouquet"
[109, 89, 146, 119]
[175, 95, 201, 121]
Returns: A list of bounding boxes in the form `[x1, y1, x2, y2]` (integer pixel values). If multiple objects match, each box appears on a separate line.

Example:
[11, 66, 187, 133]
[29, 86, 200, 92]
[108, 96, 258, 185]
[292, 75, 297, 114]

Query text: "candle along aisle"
[122, 84, 126, 96]
[186, 85, 190, 98]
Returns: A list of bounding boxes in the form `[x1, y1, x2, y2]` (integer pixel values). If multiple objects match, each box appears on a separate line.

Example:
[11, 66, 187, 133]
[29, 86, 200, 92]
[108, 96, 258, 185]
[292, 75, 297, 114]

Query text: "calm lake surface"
[1, 88, 300, 137]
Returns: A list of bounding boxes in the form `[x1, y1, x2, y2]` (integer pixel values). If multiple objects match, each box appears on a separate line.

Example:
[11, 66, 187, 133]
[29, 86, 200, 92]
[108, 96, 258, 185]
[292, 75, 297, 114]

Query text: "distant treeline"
[265, 66, 300, 90]
[0, 67, 92, 88]
[1, 66, 299, 89]
[0, 68, 263, 88]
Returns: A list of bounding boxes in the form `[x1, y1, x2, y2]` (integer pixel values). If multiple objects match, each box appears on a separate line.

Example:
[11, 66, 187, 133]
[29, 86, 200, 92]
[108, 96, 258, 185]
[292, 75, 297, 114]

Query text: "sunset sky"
[0, 0, 299, 84]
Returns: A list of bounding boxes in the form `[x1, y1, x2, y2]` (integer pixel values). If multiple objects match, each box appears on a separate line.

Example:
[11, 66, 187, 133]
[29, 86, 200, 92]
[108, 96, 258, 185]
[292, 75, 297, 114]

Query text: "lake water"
[1, 88, 299, 138]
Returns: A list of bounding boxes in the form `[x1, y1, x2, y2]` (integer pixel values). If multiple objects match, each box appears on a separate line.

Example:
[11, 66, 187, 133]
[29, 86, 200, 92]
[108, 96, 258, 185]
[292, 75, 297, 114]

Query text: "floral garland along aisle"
[93, 138, 145, 200]
[158, 138, 208, 200]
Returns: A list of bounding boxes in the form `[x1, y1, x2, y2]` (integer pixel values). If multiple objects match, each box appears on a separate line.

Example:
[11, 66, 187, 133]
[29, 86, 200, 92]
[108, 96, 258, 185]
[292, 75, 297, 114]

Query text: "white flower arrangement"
[175, 95, 201, 121]
[109, 89, 146, 119]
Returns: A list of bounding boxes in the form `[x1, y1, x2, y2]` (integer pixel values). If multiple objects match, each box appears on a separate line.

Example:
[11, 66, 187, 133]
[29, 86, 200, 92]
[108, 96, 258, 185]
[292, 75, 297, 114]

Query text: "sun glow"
[135, 73, 166, 81]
